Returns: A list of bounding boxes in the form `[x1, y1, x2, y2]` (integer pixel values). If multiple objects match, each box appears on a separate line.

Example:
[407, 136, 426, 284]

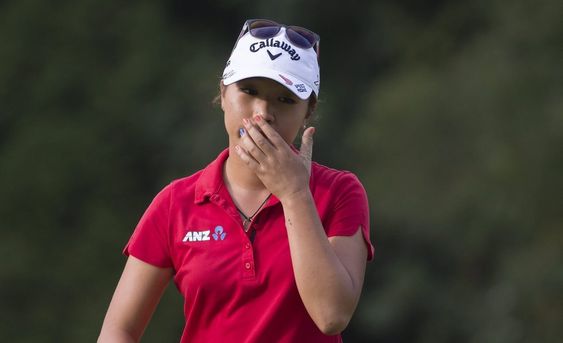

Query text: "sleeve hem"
[123, 246, 174, 269]
[327, 224, 375, 261]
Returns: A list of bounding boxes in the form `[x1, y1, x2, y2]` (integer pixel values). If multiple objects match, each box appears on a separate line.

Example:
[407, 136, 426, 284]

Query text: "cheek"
[223, 94, 248, 119]
[278, 115, 308, 143]
[223, 96, 249, 136]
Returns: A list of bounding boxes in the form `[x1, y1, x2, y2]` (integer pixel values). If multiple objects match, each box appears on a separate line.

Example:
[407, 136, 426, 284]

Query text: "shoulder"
[159, 169, 205, 203]
[152, 149, 229, 206]
[311, 162, 366, 192]
[310, 162, 369, 214]
[167, 170, 204, 192]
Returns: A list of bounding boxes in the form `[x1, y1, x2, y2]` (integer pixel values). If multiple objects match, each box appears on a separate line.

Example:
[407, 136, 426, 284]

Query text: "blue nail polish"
[239, 128, 246, 137]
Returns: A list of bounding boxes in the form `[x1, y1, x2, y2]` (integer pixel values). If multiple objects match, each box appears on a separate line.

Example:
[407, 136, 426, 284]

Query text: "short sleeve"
[123, 185, 174, 268]
[324, 173, 375, 260]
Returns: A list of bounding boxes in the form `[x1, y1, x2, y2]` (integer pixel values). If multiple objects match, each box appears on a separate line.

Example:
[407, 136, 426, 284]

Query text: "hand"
[235, 115, 316, 202]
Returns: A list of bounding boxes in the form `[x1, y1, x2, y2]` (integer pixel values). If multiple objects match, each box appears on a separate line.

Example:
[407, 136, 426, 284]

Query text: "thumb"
[300, 127, 315, 172]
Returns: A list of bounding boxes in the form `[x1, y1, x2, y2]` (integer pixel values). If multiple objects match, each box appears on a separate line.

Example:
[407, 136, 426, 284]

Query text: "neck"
[224, 149, 272, 218]
[224, 148, 268, 193]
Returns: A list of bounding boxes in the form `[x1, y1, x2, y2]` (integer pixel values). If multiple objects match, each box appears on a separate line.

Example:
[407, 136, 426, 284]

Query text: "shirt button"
[244, 262, 251, 270]
[245, 243, 251, 249]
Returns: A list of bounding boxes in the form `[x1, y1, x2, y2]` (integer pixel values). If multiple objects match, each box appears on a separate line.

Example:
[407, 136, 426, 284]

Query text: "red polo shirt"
[124, 148, 374, 343]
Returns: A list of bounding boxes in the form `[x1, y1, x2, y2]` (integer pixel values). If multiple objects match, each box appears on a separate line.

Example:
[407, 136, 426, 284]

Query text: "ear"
[219, 81, 226, 111]
[306, 96, 317, 119]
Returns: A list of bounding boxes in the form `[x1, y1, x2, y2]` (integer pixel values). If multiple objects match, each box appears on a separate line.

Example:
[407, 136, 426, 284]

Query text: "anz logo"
[183, 226, 226, 242]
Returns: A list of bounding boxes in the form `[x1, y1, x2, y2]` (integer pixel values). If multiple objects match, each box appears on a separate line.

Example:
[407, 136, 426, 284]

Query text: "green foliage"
[346, 0, 563, 342]
[0, 0, 561, 342]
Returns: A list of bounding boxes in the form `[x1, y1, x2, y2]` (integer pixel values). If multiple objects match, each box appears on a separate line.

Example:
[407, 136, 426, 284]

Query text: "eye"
[278, 96, 296, 104]
[239, 87, 257, 95]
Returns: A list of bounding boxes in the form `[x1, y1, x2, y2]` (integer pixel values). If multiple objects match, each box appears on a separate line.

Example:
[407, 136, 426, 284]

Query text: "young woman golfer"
[99, 19, 374, 343]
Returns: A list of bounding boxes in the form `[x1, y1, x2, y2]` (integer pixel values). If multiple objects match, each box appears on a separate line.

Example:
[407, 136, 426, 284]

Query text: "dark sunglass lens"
[248, 20, 280, 39]
[286, 29, 314, 48]
[250, 26, 281, 39]
[249, 19, 278, 29]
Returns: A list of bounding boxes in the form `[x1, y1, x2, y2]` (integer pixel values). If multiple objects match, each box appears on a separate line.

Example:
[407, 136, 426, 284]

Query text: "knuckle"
[254, 137, 266, 146]
[248, 144, 260, 155]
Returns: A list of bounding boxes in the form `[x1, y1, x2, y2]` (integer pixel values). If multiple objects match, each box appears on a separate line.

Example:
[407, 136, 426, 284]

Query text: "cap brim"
[223, 68, 314, 100]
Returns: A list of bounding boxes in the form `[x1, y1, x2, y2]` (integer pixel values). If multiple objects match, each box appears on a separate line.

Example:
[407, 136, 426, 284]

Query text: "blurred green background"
[1, 0, 561, 342]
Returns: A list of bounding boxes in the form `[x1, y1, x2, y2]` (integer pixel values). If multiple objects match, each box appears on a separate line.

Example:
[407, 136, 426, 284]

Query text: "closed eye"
[279, 96, 296, 104]
[240, 87, 258, 95]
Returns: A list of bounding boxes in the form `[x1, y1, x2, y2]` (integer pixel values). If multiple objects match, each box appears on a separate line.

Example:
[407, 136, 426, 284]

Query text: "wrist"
[280, 188, 313, 208]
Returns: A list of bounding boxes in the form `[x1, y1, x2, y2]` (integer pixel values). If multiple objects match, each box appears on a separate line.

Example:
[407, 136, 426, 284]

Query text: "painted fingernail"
[239, 128, 246, 137]
[253, 115, 262, 122]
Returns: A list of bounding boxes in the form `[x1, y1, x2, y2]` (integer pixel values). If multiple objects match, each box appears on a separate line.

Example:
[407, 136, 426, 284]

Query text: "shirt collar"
[194, 148, 230, 204]
[194, 146, 315, 205]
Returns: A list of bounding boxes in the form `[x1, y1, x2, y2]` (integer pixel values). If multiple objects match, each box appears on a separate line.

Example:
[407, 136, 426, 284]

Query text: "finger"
[253, 115, 287, 149]
[235, 145, 260, 170]
[240, 119, 268, 162]
[300, 127, 315, 175]
[300, 126, 315, 161]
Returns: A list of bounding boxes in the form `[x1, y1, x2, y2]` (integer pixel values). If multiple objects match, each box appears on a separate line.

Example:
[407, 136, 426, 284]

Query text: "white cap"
[222, 27, 320, 99]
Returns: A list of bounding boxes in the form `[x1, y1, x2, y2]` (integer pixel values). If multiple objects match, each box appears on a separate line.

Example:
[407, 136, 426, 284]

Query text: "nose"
[252, 99, 275, 123]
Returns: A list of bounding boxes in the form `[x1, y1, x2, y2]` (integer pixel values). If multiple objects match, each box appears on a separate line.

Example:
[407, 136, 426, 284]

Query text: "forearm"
[97, 327, 137, 343]
[282, 190, 360, 335]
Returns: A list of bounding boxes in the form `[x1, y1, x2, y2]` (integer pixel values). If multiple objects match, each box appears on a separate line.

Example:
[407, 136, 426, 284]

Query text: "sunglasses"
[237, 19, 320, 56]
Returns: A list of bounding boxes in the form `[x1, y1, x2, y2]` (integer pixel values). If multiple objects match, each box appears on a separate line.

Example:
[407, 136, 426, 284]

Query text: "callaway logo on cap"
[222, 26, 320, 99]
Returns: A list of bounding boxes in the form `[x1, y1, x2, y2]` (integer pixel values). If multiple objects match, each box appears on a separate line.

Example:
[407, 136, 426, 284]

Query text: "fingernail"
[239, 128, 246, 137]
[254, 115, 262, 122]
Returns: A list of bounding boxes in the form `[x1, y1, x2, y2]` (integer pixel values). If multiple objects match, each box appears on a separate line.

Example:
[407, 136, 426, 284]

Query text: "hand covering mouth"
[239, 126, 267, 137]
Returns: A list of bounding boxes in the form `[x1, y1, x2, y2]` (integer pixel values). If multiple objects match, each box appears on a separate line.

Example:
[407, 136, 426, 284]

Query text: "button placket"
[242, 236, 255, 279]
[212, 191, 266, 280]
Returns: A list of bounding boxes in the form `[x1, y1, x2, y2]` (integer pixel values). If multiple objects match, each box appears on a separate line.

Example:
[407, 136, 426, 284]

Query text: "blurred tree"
[347, 0, 563, 342]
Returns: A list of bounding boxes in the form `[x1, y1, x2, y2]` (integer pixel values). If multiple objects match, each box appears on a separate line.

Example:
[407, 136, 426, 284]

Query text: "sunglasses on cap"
[237, 19, 320, 56]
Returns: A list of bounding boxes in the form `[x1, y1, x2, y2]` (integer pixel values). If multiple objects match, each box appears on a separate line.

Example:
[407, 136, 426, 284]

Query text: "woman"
[98, 19, 374, 343]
